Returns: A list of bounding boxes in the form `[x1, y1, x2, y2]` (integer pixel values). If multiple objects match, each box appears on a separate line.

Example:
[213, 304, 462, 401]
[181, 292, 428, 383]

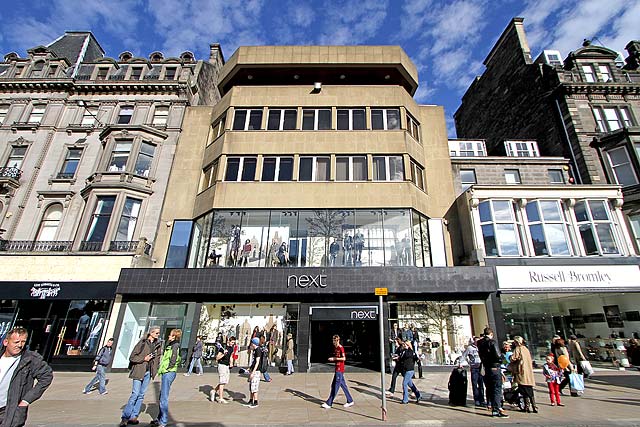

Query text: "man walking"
[245, 337, 262, 408]
[213, 336, 235, 403]
[399, 340, 422, 404]
[83, 337, 113, 395]
[184, 335, 203, 376]
[477, 327, 508, 418]
[0, 326, 53, 427]
[119, 326, 162, 426]
[321, 335, 354, 409]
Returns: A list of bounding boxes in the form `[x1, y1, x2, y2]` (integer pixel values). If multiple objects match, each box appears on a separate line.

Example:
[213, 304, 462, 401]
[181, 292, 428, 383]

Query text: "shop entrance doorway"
[310, 319, 381, 370]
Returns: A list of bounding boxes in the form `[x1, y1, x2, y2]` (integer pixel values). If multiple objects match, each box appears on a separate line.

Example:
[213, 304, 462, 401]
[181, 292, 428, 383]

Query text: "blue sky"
[1, 0, 638, 135]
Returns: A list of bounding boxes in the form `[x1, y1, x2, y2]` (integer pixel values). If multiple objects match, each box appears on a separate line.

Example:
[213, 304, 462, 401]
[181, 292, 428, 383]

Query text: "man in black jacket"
[0, 326, 53, 427]
[477, 327, 508, 418]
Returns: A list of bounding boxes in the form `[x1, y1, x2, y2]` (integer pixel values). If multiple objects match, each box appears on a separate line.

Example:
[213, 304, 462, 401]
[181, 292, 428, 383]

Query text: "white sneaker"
[321, 403, 332, 409]
[183, 373, 191, 376]
[218, 398, 229, 404]
[385, 391, 393, 397]
[343, 401, 354, 408]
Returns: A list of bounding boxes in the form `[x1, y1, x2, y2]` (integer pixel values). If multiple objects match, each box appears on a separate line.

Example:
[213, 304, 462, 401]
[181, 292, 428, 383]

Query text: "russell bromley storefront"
[495, 259, 640, 366]
[110, 266, 495, 372]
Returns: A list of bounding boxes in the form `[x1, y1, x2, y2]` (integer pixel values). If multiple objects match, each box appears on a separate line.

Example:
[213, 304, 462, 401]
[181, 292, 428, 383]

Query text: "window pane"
[525, 201, 540, 222]
[248, 110, 262, 130]
[505, 169, 521, 184]
[316, 157, 330, 181]
[371, 109, 384, 129]
[529, 224, 547, 255]
[299, 157, 312, 181]
[540, 200, 561, 221]
[166, 220, 193, 268]
[481, 224, 497, 256]
[262, 157, 276, 181]
[267, 110, 280, 130]
[241, 158, 256, 181]
[302, 110, 314, 130]
[460, 169, 476, 184]
[134, 143, 155, 177]
[574, 201, 588, 222]
[318, 109, 331, 130]
[588, 200, 609, 220]
[387, 109, 400, 130]
[85, 196, 116, 243]
[492, 200, 513, 221]
[353, 157, 367, 180]
[596, 224, 619, 254]
[354, 210, 384, 267]
[116, 198, 141, 241]
[278, 158, 293, 181]
[389, 156, 404, 181]
[496, 223, 520, 255]
[479, 201, 491, 223]
[225, 158, 240, 181]
[233, 110, 246, 130]
[37, 204, 63, 241]
[546, 223, 571, 255]
[603, 108, 621, 131]
[579, 224, 598, 255]
[336, 157, 349, 180]
[548, 169, 564, 184]
[337, 110, 349, 130]
[373, 157, 386, 180]
[353, 109, 366, 130]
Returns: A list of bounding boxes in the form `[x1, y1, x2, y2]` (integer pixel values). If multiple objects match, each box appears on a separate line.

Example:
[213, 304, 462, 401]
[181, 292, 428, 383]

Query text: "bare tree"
[420, 301, 460, 363]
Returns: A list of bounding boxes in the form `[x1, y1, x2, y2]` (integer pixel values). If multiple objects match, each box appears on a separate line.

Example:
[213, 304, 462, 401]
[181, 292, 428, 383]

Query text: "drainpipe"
[554, 98, 583, 184]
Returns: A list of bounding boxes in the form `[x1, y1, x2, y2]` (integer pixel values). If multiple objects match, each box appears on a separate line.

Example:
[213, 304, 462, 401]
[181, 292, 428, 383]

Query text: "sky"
[1, 0, 638, 136]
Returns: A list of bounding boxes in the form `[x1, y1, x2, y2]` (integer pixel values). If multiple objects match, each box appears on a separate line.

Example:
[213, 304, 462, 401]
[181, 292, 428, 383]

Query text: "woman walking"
[285, 332, 295, 375]
[509, 336, 537, 413]
[152, 329, 182, 427]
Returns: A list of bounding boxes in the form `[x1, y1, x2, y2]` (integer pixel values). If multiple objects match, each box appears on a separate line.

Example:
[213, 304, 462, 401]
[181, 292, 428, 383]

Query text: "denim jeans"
[263, 371, 271, 381]
[402, 370, 421, 403]
[157, 371, 176, 425]
[188, 357, 203, 374]
[326, 371, 353, 406]
[121, 371, 151, 420]
[286, 359, 294, 374]
[470, 366, 485, 405]
[84, 365, 107, 394]
[483, 366, 503, 413]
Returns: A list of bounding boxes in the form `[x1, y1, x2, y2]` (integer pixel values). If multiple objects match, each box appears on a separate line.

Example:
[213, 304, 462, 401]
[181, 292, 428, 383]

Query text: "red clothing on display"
[333, 344, 346, 372]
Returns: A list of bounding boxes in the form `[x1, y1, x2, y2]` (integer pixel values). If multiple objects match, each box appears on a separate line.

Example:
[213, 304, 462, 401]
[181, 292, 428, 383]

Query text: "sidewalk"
[26, 368, 640, 426]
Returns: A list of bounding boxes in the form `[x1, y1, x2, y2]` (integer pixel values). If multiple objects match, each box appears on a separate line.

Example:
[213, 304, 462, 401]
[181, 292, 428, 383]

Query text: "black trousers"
[519, 385, 536, 409]
[389, 368, 401, 392]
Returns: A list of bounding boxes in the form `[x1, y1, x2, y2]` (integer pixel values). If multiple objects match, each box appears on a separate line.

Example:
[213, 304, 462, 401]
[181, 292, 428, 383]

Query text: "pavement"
[24, 367, 640, 427]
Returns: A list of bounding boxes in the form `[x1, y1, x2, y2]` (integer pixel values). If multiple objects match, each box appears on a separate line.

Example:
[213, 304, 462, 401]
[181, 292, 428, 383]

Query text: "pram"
[501, 370, 525, 410]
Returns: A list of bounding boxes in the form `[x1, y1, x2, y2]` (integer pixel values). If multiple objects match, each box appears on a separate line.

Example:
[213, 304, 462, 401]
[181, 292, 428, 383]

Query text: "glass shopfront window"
[185, 208, 432, 268]
[502, 292, 640, 366]
[113, 302, 196, 369]
[198, 303, 298, 368]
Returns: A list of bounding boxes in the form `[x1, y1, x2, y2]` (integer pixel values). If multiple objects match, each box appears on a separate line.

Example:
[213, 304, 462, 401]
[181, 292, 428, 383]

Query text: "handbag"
[580, 360, 594, 377]
[569, 372, 584, 393]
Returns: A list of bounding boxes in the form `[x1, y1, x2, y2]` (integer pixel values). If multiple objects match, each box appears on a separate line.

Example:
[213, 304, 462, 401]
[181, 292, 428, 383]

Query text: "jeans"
[84, 365, 107, 394]
[484, 366, 503, 413]
[121, 371, 151, 420]
[470, 366, 485, 405]
[326, 371, 353, 406]
[157, 371, 176, 425]
[188, 357, 203, 374]
[402, 370, 421, 403]
[286, 359, 294, 374]
[388, 367, 401, 392]
[262, 370, 271, 381]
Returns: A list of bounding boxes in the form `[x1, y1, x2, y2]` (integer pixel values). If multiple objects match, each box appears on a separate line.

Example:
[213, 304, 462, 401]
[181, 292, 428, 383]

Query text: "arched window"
[36, 203, 63, 241]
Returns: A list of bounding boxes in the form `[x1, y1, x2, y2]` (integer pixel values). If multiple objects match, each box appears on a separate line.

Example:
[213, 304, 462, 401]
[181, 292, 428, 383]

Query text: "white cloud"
[414, 84, 436, 103]
[317, 1, 389, 45]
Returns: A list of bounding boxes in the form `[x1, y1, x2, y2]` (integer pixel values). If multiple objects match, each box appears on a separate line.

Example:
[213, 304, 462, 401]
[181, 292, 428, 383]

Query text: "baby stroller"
[501, 370, 525, 410]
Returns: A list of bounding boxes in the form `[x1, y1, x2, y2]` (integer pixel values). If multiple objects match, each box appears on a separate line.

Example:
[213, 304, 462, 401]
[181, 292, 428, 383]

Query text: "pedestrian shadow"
[349, 379, 382, 392]
[351, 386, 383, 399]
[225, 388, 247, 402]
[198, 384, 214, 400]
[283, 388, 324, 405]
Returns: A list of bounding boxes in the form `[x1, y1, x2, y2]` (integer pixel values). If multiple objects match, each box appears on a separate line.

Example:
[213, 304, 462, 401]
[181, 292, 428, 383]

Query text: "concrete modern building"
[0, 32, 223, 368]
[449, 138, 640, 364]
[111, 46, 497, 372]
[454, 18, 640, 252]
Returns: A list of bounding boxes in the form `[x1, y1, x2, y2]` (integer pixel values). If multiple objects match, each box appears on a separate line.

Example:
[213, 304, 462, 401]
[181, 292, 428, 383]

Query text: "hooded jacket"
[128, 337, 162, 380]
[0, 348, 53, 427]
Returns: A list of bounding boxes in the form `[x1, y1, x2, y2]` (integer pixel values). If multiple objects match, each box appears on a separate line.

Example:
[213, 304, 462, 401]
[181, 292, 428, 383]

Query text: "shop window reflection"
[55, 299, 110, 357]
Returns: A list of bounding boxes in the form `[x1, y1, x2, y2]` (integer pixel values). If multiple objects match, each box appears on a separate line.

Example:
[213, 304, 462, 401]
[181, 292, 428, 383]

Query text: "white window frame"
[0, 105, 8, 125]
[593, 106, 634, 132]
[301, 108, 331, 130]
[299, 156, 331, 182]
[410, 160, 425, 190]
[108, 140, 132, 172]
[406, 113, 420, 142]
[5, 145, 27, 169]
[460, 169, 476, 191]
[58, 147, 83, 178]
[548, 169, 565, 184]
[524, 199, 573, 256]
[233, 108, 263, 131]
[504, 169, 521, 184]
[372, 155, 404, 181]
[28, 105, 46, 124]
[224, 157, 257, 182]
[371, 108, 400, 130]
[261, 156, 294, 182]
[152, 106, 169, 126]
[505, 140, 539, 157]
[449, 140, 486, 157]
[267, 109, 297, 130]
[335, 156, 367, 181]
[582, 64, 596, 82]
[573, 199, 620, 255]
[598, 64, 612, 82]
[36, 203, 63, 241]
[133, 141, 156, 177]
[336, 108, 366, 130]
[114, 197, 142, 242]
[606, 146, 639, 187]
[478, 199, 523, 257]
[117, 106, 134, 125]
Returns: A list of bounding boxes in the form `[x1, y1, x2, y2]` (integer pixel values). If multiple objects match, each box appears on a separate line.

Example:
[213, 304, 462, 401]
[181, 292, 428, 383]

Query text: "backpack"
[259, 345, 270, 372]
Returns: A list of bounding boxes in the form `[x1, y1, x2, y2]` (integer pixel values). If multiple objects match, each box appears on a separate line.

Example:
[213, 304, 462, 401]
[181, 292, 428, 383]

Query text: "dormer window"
[131, 67, 143, 80]
[30, 61, 45, 78]
[505, 140, 539, 157]
[582, 65, 596, 82]
[598, 65, 612, 82]
[96, 68, 108, 80]
[47, 64, 58, 78]
[164, 67, 177, 80]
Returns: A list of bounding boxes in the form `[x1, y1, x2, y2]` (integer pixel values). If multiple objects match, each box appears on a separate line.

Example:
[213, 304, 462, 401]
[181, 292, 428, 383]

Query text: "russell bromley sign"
[496, 265, 640, 290]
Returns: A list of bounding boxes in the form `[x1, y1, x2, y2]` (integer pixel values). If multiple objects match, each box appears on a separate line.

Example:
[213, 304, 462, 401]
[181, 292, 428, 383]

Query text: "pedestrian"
[83, 337, 113, 395]
[321, 335, 354, 409]
[552, 336, 573, 394]
[509, 336, 537, 413]
[258, 335, 272, 382]
[385, 337, 404, 397]
[151, 329, 181, 427]
[184, 335, 203, 376]
[285, 333, 295, 375]
[477, 327, 508, 418]
[245, 337, 262, 408]
[213, 336, 235, 403]
[0, 326, 53, 427]
[568, 335, 588, 376]
[399, 340, 422, 404]
[390, 323, 399, 353]
[461, 336, 485, 407]
[543, 354, 564, 406]
[119, 326, 162, 427]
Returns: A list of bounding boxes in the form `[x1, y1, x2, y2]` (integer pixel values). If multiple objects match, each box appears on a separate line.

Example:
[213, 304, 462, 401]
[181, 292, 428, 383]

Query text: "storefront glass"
[502, 292, 640, 365]
[113, 302, 196, 368]
[198, 303, 298, 368]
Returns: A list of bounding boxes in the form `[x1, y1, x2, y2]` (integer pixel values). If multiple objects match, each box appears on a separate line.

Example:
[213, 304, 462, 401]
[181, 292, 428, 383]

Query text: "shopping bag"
[580, 361, 594, 377]
[569, 372, 584, 392]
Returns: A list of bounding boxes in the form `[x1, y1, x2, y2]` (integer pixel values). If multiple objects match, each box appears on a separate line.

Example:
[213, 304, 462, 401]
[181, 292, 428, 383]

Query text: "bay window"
[406, 113, 420, 142]
[574, 200, 619, 255]
[106, 139, 156, 176]
[479, 200, 522, 256]
[525, 200, 572, 256]
[84, 196, 116, 247]
[410, 160, 425, 190]
[606, 146, 638, 186]
[134, 142, 155, 177]
[108, 141, 132, 172]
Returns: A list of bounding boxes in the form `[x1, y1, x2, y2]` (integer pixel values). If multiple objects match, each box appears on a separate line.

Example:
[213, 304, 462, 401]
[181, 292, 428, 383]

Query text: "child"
[543, 354, 564, 406]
